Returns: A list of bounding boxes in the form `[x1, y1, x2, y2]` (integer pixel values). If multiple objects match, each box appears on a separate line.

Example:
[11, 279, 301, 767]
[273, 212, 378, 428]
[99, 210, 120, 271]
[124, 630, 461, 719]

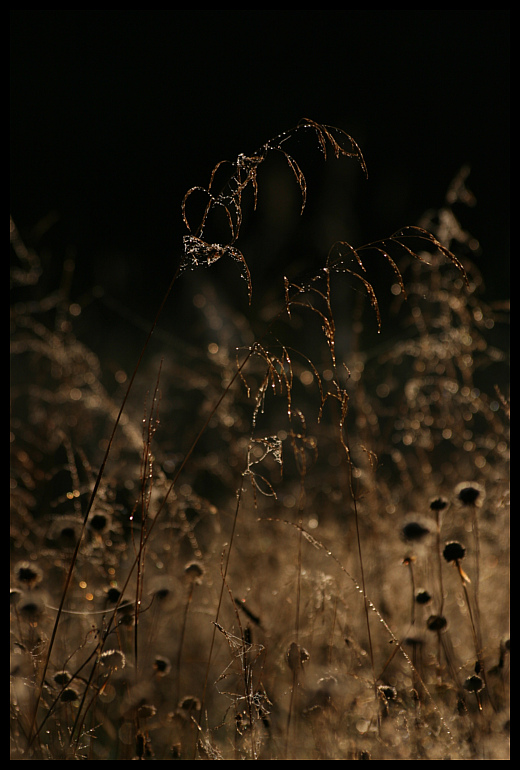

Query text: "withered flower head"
[443, 541, 466, 563]
[455, 481, 484, 507]
[427, 614, 448, 632]
[14, 561, 43, 589]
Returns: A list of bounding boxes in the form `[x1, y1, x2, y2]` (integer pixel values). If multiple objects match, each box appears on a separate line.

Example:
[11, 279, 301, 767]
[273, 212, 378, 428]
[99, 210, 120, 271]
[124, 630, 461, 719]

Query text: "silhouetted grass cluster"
[10, 121, 509, 759]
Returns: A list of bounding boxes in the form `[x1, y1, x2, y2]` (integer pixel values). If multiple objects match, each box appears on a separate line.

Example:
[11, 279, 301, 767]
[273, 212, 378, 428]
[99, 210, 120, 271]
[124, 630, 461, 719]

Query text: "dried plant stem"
[455, 562, 496, 713]
[341, 422, 378, 721]
[175, 582, 195, 707]
[26, 265, 182, 752]
[470, 504, 483, 653]
[195, 477, 247, 756]
[435, 510, 446, 616]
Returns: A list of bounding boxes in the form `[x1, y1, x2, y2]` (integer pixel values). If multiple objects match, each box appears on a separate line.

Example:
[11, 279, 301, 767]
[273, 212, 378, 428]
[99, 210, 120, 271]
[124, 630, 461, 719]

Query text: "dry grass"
[10, 121, 509, 759]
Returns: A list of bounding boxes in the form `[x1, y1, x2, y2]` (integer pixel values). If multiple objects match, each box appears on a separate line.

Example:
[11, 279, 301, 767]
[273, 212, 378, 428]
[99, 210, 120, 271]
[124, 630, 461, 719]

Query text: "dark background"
[10, 11, 510, 332]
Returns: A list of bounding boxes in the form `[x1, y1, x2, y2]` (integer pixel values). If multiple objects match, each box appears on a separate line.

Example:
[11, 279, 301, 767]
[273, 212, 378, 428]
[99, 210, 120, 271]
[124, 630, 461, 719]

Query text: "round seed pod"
[401, 517, 432, 542]
[427, 614, 448, 632]
[443, 541, 466, 563]
[286, 641, 310, 672]
[464, 675, 484, 693]
[455, 481, 484, 506]
[429, 496, 449, 512]
[14, 561, 43, 589]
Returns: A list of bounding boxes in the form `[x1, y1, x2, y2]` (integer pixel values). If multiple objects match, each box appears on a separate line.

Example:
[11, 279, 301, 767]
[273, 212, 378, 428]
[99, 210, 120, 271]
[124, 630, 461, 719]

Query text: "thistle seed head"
[455, 481, 484, 506]
[443, 541, 466, 563]
[427, 614, 448, 632]
[14, 560, 43, 589]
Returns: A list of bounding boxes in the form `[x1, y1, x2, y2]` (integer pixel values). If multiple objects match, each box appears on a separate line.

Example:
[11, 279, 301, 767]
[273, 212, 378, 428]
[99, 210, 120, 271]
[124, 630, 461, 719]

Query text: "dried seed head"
[427, 614, 448, 632]
[443, 541, 466, 563]
[14, 560, 43, 589]
[53, 670, 72, 686]
[455, 481, 484, 506]
[429, 496, 449, 512]
[464, 675, 484, 694]
[106, 586, 122, 604]
[99, 649, 126, 670]
[138, 703, 157, 719]
[179, 696, 201, 713]
[88, 511, 110, 533]
[402, 517, 432, 542]
[61, 685, 80, 703]
[149, 576, 175, 602]
[184, 560, 205, 583]
[18, 592, 45, 623]
[10, 588, 22, 606]
[415, 589, 432, 605]
[378, 684, 397, 701]
[404, 633, 425, 648]
[286, 641, 310, 672]
[153, 655, 171, 676]
[153, 587, 172, 601]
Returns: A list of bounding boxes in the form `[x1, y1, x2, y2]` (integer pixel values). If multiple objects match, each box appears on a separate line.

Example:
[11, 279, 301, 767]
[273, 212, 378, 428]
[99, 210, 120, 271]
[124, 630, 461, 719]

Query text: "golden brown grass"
[10, 121, 509, 759]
